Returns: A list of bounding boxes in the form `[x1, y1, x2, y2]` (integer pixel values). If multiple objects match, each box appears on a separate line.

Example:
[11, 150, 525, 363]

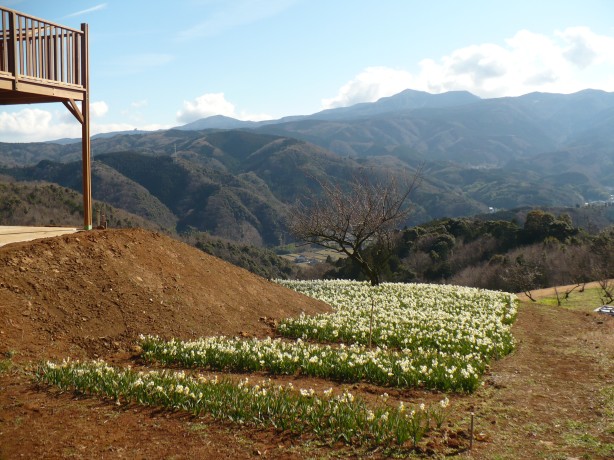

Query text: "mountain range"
[1, 88, 613, 246]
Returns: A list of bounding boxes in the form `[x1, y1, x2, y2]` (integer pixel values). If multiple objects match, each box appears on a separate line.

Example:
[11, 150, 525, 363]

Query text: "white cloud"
[130, 99, 148, 109]
[557, 26, 614, 68]
[322, 67, 414, 109]
[322, 26, 614, 108]
[0, 104, 169, 143]
[64, 3, 108, 19]
[0, 108, 79, 142]
[177, 0, 297, 41]
[177, 93, 235, 121]
[176, 92, 272, 123]
[90, 101, 109, 117]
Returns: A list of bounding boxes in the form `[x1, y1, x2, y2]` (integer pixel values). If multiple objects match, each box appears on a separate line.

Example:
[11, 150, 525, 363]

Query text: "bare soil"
[1, 229, 612, 459]
[0, 228, 330, 360]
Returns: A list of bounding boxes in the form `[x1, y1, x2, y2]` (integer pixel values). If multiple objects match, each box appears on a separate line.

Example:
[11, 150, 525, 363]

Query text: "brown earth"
[0, 230, 613, 459]
[0, 228, 330, 360]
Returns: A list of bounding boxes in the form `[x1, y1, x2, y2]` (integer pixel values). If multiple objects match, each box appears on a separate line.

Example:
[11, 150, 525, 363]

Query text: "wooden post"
[8, 11, 17, 85]
[469, 412, 474, 449]
[80, 23, 92, 230]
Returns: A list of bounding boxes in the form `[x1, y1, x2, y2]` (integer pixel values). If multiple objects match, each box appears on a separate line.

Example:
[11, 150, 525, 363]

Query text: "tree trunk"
[363, 263, 380, 286]
[354, 257, 380, 286]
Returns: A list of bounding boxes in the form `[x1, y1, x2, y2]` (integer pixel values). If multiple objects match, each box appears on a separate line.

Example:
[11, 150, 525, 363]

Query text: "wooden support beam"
[62, 99, 84, 124]
[80, 23, 91, 230]
[7, 11, 17, 85]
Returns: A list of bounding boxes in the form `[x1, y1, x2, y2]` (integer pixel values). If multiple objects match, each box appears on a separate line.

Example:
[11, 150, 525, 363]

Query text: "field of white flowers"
[277, 280, 516, 359]
[36, 280, 517, 449]
[141, 281, 517, 392]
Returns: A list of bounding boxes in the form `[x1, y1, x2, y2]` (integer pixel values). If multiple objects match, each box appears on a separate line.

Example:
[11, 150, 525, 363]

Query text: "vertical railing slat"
[1, 11, 6, 72]
[18, 15, 24, 75]
[28, 19, 32, 76]
[30, 19, 36, 77]
[41, 23, 47, 80]
[22, 16, 26, 75]
[68, 30, 73, 84]
[47, 25, 53, 80]
[56, 26, 60, 81]
[74, 30, 81, 86]
[21, 16, 26, 75]
[59, 27, 63, 83]
[37, 20, 42, 79]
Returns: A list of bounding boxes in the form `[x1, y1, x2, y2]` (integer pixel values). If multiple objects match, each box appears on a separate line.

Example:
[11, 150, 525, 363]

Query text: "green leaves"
[36, 360, 449, 448]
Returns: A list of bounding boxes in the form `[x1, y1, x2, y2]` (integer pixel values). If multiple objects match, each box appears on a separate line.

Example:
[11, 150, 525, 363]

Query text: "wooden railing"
[0, 6, 86, 92]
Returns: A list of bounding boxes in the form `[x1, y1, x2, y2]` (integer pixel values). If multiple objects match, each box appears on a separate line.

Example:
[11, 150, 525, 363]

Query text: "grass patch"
[601, 386, 614, 435]
[536, 286, 609, 311]
[559, 415, 614, 458]
[187, 422, 209, 433]
[0, 359, 12, 374]
[563, 431, 603, 449]
[0, 351, 17, 374]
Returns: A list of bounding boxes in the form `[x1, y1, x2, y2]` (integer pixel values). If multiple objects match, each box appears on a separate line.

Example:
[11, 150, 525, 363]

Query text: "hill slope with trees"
[324, 209, 614, 298]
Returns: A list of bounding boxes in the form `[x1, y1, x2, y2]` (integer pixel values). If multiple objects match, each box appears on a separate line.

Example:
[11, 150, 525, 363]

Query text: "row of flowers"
[36, 359, 450, 448]
[140, 334, 483, 392]
[277, 280, 517, 360]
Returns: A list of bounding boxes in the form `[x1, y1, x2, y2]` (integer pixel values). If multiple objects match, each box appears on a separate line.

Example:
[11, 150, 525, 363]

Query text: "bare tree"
[597, 278, 614, 305]
[501, 256, 545, 301]
[288, 169, 421, 286]
[590, 229, 614, 305]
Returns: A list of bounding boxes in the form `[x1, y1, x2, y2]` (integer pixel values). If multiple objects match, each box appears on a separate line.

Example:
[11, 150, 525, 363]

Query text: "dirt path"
[466, 301, 614, 459]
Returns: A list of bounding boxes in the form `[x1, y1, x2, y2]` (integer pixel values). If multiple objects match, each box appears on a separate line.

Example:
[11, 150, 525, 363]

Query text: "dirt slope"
[0, 228, 330, 360]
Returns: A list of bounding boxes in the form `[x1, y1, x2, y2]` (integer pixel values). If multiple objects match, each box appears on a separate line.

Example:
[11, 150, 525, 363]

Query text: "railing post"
[80, 23, 92, 230]
[7, 11, 17, 87]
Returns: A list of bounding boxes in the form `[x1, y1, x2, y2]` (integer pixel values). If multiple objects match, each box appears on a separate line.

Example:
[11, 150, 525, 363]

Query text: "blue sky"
[1, 0, 614, 141]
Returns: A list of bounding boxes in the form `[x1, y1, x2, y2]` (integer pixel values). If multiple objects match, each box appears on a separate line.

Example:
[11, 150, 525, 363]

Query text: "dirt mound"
[0, 228, 330, 359]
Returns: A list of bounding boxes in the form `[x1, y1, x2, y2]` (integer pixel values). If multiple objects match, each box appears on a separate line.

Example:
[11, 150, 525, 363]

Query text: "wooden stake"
[470, 412, 475, 450]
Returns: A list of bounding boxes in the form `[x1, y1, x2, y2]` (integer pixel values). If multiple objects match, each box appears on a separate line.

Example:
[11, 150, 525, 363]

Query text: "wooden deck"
[0, 7, 91, 229]
[0, 226, 79, 248]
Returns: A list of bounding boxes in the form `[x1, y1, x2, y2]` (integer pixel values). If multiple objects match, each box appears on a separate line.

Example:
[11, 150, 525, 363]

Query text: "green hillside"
[0, 179, 164, 230]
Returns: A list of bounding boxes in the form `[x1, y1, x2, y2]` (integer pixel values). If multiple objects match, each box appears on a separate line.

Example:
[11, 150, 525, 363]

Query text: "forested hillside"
[324, 209, 614, 295]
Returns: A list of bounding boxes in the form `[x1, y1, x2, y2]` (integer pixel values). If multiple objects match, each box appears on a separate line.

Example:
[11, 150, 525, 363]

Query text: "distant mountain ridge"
[1, 87, 613, 245]
[172, 89, 484, 129]
[43, 88, 614, 168]
[305, 89, 482, 121]
[175, 115, 260, 131]
[168, 88, 614, 172]
[253, 89, 614, 167]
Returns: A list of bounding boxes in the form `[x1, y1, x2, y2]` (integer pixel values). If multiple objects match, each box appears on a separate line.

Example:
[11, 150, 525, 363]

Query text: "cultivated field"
[0, 230, 612, 458]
